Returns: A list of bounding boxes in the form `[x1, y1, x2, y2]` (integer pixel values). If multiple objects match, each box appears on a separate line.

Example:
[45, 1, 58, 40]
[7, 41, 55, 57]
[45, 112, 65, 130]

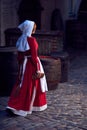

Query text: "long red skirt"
[7, 58, 47, 116]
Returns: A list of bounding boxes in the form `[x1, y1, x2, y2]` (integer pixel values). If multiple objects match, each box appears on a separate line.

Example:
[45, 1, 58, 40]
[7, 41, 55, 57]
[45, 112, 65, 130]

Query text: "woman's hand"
[32, 71, 44, 79]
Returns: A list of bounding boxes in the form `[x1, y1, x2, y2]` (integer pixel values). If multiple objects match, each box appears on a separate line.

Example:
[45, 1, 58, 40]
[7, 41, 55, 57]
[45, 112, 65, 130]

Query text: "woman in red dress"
[6, 20, 48, 117]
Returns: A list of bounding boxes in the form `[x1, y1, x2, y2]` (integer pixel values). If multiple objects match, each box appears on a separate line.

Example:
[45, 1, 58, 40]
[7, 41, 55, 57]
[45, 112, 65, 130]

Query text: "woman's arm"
[27, 37, 39, 71]
[28, 37, 44, 79]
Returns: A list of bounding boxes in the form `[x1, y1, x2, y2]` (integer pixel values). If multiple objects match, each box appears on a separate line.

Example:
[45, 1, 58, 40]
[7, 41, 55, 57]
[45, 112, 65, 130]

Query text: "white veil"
[16, 20, 34, 52]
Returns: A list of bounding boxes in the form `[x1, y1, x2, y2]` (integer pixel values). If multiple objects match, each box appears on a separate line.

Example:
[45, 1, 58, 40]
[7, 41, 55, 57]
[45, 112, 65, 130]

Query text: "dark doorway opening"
[65, 0, 87, 50]
[78, 0, 87, 22]
[17, 0, 43, 29]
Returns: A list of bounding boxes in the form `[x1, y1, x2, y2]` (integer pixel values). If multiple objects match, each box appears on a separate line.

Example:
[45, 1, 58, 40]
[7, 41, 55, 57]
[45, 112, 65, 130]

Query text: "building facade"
[0, 0, 81, 46]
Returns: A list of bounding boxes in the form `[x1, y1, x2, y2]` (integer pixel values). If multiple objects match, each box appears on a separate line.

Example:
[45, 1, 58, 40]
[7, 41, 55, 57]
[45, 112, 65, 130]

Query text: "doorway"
[17, 0, 43, 29]
[78, 0, 87, 22]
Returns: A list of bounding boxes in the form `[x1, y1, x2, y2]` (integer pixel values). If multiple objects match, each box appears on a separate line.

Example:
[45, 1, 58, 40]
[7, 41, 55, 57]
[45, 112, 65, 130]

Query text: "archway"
[17, 0, 43, 29]
[78, 0, 87, 22]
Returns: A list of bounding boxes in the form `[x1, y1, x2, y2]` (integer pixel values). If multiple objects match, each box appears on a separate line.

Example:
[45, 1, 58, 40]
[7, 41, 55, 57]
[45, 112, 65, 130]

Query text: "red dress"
[7, 37, 48, 116]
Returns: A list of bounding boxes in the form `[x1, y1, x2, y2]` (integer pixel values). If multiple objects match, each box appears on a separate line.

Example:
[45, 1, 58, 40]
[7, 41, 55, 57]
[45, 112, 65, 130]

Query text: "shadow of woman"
[0, 110, 17, 118]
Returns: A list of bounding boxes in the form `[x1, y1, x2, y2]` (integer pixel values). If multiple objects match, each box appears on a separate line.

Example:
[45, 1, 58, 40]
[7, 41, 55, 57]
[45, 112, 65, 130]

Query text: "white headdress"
[16, 20, 35, 52]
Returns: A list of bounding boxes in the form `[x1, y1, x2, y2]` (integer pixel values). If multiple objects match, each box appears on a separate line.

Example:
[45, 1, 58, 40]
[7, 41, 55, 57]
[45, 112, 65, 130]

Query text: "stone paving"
[0, 50, 87, 130]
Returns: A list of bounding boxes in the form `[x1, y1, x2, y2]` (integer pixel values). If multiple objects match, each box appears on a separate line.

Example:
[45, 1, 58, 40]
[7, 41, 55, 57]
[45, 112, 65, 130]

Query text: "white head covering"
[16, 20, 35, 52]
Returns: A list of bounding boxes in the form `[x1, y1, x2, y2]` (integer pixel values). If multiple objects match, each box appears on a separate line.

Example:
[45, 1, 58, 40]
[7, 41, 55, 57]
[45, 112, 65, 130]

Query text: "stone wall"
[34, 31, 63, 55]
[0, 0, 81, 46]
[4, 28, 63, 54]
[0, 0, 21, 45]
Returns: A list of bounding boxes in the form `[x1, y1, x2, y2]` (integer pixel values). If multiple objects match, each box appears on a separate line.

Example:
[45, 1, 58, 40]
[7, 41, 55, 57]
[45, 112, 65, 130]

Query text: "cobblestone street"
[0, 50, 87, 130]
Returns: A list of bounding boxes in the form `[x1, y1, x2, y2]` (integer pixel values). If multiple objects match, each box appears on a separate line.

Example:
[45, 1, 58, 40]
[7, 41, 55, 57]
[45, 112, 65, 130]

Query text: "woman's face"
[32, 23, 37, 34]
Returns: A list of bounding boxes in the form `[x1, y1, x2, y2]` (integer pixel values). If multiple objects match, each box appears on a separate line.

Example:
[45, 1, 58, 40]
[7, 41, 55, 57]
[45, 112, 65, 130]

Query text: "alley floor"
[0, 49, 87, 130]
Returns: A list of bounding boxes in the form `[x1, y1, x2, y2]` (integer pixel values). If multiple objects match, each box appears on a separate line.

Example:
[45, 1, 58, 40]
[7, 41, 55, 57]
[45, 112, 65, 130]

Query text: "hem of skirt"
[6, 106, 32, 117]
[6, 104, 47, 116]
[32, 104, 47, 111]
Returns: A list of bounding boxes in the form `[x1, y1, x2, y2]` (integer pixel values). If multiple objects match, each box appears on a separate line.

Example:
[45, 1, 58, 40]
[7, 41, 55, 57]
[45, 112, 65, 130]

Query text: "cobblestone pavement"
[0, 50, 87, 130]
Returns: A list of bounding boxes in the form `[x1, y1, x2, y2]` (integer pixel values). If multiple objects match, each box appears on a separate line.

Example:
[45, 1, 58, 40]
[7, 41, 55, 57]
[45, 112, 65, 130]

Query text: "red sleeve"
[27, 37, 39, 71]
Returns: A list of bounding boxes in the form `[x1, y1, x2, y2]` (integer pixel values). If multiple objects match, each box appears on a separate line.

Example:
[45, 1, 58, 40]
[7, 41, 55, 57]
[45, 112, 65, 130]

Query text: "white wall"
[41, 0, 82, 30]
[41, 0, 55, 31]
[41, 0, 69, 30]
